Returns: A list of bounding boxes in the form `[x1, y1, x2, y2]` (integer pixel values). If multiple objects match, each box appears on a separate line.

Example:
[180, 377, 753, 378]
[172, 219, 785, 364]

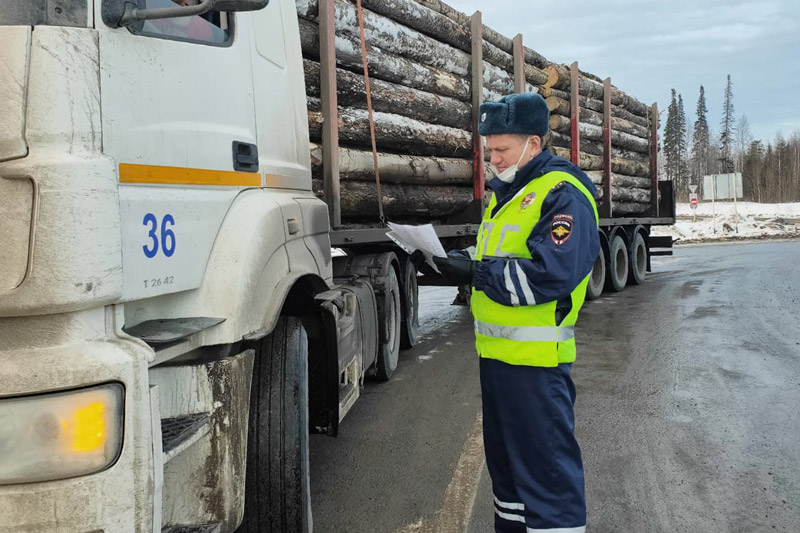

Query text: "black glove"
[433, 256, 476, 286]
[410, 250, 475, 287]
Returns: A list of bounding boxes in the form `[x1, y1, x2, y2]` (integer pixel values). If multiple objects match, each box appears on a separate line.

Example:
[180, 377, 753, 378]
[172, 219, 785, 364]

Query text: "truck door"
[96, 2, 261, 301]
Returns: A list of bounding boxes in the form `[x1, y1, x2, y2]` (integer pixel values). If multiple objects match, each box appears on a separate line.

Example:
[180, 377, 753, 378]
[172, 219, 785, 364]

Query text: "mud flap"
[312, 282, 378, 435]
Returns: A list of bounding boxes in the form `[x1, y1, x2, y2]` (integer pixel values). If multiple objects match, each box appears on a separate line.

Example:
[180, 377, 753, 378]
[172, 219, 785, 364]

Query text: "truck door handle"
[232, 141, 259, 172]
[287, 218, 301, 235]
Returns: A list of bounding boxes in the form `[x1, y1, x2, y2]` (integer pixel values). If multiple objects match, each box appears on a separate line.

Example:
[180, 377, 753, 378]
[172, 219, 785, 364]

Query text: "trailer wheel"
[240, 316, 311, 533]
[628, 232, 647, 285]
[605, 234, 628, 293]
[586, 250, 605, 300]
[374, 266, 402, 381]
[400, 257, 420, 349]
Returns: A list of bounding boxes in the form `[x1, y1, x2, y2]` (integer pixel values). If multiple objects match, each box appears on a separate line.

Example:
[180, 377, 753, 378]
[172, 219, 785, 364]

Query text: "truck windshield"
[0, 1, 87, 28]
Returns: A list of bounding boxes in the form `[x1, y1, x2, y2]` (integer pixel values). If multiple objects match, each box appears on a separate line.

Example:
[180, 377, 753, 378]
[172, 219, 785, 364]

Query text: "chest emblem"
[519, 192, 536, 211]
[551, 213, 574, 245]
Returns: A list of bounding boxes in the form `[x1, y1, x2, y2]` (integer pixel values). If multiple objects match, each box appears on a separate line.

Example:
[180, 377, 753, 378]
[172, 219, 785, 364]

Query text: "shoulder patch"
[550, 181, 567, 192]
[551, 213, 574, 245]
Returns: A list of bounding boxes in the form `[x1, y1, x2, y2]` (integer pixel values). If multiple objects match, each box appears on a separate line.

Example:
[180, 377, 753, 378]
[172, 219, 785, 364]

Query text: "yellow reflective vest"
[471, 170, 599, 367]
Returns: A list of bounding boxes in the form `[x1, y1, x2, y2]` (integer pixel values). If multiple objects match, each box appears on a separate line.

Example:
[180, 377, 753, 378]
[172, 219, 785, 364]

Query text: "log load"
[593, 186, 652, 204]
[304, 59, 472, 130]
[586, 171, 652, 189]
[545, 96, 650, 130]
[411, 0, 550, 69]
[549, 112, 650, 139]
[309, 143, 473, 185]
[297, 0, 522, 95]
[611, 202, 650, 215]
[550, 147, 649, 177]
[307, 103, 472, 157]
[312, 179, 474, 218]
[344, 0, 549, 87]
[298, 17, 470, 101]
[543, 64, 649, 117]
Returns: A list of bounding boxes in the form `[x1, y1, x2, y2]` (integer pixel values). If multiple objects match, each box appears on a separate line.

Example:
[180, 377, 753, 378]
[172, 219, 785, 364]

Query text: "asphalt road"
[310, 240, 800, 533]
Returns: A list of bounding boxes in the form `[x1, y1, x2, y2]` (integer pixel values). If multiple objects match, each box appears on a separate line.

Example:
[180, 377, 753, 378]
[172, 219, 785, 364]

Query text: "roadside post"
[689, 184, 698, 222]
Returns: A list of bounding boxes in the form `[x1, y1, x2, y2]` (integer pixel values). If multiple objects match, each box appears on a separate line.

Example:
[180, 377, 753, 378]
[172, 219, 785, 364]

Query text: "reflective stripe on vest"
[471, 170, 598, 367]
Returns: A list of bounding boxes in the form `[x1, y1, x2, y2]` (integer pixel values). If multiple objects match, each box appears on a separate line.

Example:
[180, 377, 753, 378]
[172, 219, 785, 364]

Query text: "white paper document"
[386, 222, 446, 272]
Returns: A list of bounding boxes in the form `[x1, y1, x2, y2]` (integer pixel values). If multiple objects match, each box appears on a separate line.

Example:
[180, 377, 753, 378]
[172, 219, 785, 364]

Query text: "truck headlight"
[0, 383, 124, 485]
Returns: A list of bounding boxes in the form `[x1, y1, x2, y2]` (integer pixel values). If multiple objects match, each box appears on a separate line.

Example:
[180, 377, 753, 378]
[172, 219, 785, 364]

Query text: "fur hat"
[478, 93, 549, 137]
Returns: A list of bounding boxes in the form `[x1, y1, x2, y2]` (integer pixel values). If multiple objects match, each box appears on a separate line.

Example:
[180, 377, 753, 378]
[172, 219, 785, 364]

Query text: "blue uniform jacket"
[472, 148, 600, 312]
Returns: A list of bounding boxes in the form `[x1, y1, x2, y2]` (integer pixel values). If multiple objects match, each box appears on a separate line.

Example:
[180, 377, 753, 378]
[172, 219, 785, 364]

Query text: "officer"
[414, 92, 600, 532]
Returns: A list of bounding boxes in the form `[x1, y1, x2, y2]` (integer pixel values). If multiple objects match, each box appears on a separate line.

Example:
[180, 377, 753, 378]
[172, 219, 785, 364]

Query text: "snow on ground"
[652, 202, 800, 244]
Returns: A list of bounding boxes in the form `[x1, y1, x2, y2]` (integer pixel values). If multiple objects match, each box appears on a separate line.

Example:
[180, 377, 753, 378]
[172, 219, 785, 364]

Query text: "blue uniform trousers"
[480, 358, 586, 533]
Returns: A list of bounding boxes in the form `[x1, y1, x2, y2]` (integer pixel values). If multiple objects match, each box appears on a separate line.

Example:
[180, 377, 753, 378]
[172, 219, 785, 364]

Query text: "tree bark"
[550, 131, 604, 157]
[345, 0, 550, 86]
[410, 0, 550, 69]
[309, 143, 473, 185]
[551, 147, 650, 177]
[543, 64, 650, 117]
[298, 0, 520, 95]
[313, 178, 474, 218]
[594, 187, 651, 204]
[307, 105, 472, 157]
[577, 122, 650, 154]
[611, 202, 651, 215]
[304, 59, 472, 130]
[586, 171, 652, 189]
[549, 112, 649, 139]
[546, 96, 650, 129]
[299, 17, 470, 101]
[540, 87, 570, 100]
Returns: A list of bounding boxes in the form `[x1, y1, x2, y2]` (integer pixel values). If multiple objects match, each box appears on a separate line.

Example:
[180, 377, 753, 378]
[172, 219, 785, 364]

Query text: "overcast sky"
[444, 0, 800, 145]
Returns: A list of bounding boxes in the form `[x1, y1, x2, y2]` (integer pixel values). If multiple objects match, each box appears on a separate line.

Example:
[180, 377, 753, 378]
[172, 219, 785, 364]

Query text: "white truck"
[0, 0, 672, 531]
[0, 0, 424, 531]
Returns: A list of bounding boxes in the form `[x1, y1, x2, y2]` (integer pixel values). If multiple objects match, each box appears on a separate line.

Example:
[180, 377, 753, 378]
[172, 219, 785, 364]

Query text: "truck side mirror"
[102, 0, 269, 29]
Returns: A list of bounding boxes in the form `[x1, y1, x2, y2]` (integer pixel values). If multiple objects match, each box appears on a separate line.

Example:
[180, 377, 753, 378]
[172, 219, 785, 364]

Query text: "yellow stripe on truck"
[119, 163, 261, 187]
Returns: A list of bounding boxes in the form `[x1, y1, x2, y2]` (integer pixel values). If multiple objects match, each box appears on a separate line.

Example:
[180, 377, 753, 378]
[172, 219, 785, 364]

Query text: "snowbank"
[652, 202, 800, 244]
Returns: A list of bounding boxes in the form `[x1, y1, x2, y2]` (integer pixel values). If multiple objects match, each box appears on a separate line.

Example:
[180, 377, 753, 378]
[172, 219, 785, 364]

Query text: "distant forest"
[661, 76, 800, 203]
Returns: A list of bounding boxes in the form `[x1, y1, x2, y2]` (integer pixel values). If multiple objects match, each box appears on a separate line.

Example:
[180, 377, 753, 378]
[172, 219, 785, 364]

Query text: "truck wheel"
[400, 257, 420, 349]
[605, 234, 628, 293]
[240, 316, 311, 533]
[374, 266, 402, 381]
[628, 232, 647, 285]
[585, 250, 605, 300]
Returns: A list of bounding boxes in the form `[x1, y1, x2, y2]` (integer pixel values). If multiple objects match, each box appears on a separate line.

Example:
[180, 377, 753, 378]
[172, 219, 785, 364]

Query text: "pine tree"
[692, 86, 710, 187]
[720, 75, 736, 172]
[663, 89, 679, 183]
[676, 94, 690, 198]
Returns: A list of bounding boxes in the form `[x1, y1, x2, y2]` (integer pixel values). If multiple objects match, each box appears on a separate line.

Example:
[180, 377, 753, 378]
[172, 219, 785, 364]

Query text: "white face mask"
[490, 138, 530, 183]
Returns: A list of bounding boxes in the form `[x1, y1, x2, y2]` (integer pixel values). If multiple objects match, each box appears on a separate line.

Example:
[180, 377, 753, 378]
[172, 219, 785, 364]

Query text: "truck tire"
[400, 257, 420, 349]
[374, 266, 402, 381]
[628, 232, 647, 285]
[605, 234, 628, 293]
[585, 250, 605, 300]
[240, 316, 311, 533]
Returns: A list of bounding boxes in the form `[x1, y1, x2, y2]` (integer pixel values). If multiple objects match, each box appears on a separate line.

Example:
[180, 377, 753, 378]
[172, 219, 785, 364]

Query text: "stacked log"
[297, 0, 658, 221]
[541, 63, 655, 215]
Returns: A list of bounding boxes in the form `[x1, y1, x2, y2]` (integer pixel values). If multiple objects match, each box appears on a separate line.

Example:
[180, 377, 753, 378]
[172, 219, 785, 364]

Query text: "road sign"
[690, 193, 698, 208]
[689, 184, 698, 194]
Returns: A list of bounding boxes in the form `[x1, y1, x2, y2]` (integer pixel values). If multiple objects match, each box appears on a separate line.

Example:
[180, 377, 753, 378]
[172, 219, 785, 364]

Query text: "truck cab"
[0, 1, 391, 531]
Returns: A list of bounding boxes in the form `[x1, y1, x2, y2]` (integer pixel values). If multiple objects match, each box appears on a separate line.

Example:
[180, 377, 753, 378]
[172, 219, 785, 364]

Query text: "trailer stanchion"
[470, 12, 485, 208]
[569, 61, 580, 166]
[602, 77, 613, 218]
[650, 102, 659, 217]
[320, 0, 341, 228]
[512, 34, 525, 94]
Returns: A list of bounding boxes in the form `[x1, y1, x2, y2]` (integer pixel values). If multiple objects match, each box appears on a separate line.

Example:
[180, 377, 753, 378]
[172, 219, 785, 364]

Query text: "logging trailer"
[0, 0, 673, 531]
